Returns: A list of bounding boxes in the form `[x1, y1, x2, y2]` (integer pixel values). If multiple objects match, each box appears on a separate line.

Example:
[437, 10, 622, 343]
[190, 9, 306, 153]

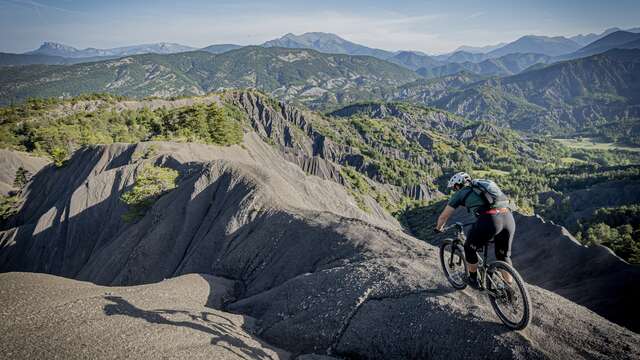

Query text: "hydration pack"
[469, 179, 508, 207]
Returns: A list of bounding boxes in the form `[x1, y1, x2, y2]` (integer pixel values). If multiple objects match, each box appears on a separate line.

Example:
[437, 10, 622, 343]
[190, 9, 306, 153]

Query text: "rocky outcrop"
[402, 183, 441, 202]
[1, 137, 639, 358]
[230, 92, 447, 202]
[327, 102, 464, 134]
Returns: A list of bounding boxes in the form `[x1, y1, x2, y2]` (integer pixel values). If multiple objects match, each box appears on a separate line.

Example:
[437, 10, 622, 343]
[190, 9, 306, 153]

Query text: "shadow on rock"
[102, 295, 277, 360]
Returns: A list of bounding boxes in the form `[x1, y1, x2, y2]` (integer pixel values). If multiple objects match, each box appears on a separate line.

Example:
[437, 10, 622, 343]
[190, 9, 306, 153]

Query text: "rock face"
[1, 135, 639, 358]
[234, 92, 473, 202]
[230, 92, 443, 202]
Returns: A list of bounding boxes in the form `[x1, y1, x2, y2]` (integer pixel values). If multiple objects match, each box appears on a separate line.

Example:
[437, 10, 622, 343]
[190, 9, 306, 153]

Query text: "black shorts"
[464, 211, 515, 265]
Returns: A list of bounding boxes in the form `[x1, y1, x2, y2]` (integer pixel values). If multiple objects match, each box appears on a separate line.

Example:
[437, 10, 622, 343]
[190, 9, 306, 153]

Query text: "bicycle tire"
[439, 239, 468, 290]
[486, 260, 532, 330]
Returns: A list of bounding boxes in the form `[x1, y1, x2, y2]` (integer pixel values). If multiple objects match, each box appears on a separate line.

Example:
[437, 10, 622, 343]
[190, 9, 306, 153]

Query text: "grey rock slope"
[0, 272, 290, 359]
[512, 214, 640, 332]
[0, 149, 49, 196]
[1, 133, 639, 358]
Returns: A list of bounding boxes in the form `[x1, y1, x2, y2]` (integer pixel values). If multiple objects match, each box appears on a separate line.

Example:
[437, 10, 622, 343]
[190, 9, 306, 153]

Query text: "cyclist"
[435, 172, 515, 289]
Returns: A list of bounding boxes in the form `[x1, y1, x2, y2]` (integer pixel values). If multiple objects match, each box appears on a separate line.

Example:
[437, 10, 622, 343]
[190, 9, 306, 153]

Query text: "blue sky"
[1, 0, 639, 54]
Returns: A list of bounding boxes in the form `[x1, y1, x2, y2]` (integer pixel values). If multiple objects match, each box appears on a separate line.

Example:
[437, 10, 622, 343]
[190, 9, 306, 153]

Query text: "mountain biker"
[435, 172, 515, 289]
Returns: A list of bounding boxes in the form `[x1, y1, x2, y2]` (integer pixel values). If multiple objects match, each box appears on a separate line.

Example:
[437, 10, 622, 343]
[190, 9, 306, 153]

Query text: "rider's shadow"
[102, 295, 276, 360]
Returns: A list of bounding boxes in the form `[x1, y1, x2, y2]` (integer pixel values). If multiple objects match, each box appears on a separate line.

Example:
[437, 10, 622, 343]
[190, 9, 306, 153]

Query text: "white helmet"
[447, 172, 471, 188]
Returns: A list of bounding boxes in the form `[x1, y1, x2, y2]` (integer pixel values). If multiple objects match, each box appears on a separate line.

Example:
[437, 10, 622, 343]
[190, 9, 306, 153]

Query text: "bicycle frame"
[448, 223, 502, 297]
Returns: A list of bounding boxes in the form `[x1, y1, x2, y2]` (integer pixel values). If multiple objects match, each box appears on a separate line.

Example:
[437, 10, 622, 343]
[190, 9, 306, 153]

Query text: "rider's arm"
[436, 205, 456, 231]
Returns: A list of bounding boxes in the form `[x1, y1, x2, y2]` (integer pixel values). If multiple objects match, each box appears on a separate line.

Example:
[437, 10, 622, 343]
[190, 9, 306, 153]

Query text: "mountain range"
[2, 45, 639, 139]
[416, 52, 551, 78]
[6, 27, 640, 73]
[569, 26, 640, 46]
[454, 42, 506, 54]
[562, 30, 640, 60]
[0, 46, 419, 109]
[485, 35, 581, 58]
[2, 29, 640, 138]
[27, 41, 196, 58]
[425, 49, 640, 133]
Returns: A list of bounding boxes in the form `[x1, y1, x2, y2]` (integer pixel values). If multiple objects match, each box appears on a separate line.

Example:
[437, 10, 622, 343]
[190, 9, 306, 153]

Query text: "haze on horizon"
[1, 0, 639, 54]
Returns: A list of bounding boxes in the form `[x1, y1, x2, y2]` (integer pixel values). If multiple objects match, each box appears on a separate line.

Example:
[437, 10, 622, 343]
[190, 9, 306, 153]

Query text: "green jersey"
[447, 187, 487, 216]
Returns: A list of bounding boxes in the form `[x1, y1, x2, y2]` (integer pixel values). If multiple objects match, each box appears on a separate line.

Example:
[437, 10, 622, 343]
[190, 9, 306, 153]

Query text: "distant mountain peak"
[564, 30, 640, 59]
[261, 32, 393, 60]
[453, 42, 506, 54]
[569, 27, 640, 46]
[488, 35, 581, 57]
[37, 41, 77, 51]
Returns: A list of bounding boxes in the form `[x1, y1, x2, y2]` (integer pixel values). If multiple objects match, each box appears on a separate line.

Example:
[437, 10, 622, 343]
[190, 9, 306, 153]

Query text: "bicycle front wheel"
[439, 239, 468, 290]
[486, 261, 532, 330]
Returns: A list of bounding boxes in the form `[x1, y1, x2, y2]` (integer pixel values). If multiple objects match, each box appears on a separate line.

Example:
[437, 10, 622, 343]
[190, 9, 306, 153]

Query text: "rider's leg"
[465, 215, 495, 279]
[494, 212, 516, 284]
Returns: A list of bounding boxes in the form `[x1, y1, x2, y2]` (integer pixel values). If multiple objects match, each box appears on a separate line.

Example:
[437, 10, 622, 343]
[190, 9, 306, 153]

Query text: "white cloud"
[1, 0, 83, 14]
[466, 11, 485, 20]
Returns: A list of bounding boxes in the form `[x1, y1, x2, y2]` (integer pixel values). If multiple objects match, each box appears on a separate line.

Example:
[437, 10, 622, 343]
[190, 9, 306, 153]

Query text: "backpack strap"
[460, 187, 474, 208]
[461, 185, 491, 214]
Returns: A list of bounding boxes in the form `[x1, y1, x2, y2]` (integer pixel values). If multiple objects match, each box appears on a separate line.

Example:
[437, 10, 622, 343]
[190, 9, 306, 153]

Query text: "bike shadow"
[102, 295, 279, 359]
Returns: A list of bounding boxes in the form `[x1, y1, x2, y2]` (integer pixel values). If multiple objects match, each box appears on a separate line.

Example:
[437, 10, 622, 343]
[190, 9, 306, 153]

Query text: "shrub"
[121, 164, 179, 222]
[0, 195, 19, 220]
[51, 147, 68, 167]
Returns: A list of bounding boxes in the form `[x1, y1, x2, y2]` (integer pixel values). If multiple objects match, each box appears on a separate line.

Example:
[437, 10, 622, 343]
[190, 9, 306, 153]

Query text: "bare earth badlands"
[1, 94, 639, 359]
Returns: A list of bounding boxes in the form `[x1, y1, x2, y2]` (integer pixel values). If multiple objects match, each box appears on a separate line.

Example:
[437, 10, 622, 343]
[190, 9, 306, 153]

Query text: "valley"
[554, 137, 640, 152]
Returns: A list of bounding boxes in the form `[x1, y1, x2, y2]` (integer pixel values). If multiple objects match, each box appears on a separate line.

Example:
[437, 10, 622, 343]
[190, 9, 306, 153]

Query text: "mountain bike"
[438, 222, 531, 330]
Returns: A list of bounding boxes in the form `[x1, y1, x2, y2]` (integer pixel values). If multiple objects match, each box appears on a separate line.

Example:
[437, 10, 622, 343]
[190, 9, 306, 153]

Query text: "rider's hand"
[433, 227, 443, 233]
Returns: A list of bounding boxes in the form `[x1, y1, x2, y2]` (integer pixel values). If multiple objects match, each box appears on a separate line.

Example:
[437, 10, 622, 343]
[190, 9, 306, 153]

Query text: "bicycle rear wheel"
[439, 239, 468, 289]
[486, 261, 532, 330]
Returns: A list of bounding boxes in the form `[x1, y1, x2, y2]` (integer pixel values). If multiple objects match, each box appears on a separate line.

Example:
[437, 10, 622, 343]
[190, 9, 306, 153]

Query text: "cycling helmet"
[447, 172, 471, 189]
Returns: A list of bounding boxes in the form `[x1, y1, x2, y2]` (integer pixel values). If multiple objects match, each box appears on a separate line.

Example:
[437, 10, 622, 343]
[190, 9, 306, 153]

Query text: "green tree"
[207, 104, 243, 145]
[121, 164, 179, 222]
[13, 167, 30, 189]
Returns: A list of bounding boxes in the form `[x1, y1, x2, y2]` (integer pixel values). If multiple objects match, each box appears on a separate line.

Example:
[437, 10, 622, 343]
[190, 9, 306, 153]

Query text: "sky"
[1, 0, 639, 54]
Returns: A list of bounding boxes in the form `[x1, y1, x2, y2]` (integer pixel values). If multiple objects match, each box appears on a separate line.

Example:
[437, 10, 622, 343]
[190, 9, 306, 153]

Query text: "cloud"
[466, 11, 486, 20]
[1, 0, 83, 14]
